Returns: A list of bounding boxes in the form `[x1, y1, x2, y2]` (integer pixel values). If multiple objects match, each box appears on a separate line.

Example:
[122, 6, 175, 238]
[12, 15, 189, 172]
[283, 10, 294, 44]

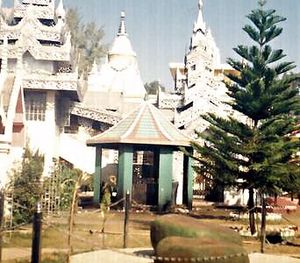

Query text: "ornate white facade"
[0, 0, 80, 184]
[0, 4, 150, 185]
[159, 0, 236, 137]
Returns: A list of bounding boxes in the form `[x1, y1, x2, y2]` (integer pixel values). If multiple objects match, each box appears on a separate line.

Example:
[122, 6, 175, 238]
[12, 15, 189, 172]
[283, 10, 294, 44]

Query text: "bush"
[151, 214, 248, 263]
[9, 148, 44, 225]
[151, 214, 242, 250]
[156, 236, 249, 263]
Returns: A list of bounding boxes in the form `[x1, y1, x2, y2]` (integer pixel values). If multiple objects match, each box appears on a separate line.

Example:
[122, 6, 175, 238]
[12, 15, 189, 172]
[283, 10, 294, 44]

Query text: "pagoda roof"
[87, 102, 192, 148]
[0, 14, 65, 43]
[13, 0, 55, 20]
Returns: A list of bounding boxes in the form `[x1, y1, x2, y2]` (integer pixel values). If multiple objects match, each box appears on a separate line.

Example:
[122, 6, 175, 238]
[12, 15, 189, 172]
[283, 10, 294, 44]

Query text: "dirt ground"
[3, 203, 300, 262]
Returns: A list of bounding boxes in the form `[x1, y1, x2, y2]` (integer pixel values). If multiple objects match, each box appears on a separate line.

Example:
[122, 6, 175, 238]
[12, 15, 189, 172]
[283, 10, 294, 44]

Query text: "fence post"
[0, 190, 4, 262]
[123, 191, 130, 248]
[31, 202, 42, 263]
[260, 193, 266, 253]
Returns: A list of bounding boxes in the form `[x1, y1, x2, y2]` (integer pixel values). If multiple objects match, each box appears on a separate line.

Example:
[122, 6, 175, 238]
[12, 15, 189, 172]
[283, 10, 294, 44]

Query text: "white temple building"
[83, 12, 146, 115]
[0, 0, 150, 185]
[0, 0, 80, 185]
[157, 0, 248, 204]
[159, 0, 238, 137]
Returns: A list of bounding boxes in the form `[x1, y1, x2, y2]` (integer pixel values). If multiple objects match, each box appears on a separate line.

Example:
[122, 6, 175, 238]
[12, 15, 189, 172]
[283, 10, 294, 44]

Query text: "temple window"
[191, 64, 196, 71]
[0, 116, 4, 134]
[25, 91, 46, 121]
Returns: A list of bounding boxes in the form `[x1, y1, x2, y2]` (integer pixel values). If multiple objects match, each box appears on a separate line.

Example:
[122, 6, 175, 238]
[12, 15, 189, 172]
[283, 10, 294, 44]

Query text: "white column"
[43, 91, 56, 176]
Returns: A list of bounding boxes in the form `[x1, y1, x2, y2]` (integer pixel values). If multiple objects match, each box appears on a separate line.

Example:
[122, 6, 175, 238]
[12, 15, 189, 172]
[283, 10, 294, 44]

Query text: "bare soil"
[3, 204, 300, 262]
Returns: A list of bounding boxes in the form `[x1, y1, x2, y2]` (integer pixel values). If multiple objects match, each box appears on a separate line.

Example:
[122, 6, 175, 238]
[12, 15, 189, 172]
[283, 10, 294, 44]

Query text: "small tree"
[9, 148, 44, 225]
[190, 0, 300, 239]
[43, 160, 93, 211]
[66, 8, 107, 77]
[144, 81, 166, 95]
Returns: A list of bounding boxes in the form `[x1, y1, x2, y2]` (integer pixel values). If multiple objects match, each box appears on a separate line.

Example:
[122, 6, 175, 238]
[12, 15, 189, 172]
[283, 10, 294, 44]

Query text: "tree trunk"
[248, 187, 256, 235]
[260, 193, 266, 253]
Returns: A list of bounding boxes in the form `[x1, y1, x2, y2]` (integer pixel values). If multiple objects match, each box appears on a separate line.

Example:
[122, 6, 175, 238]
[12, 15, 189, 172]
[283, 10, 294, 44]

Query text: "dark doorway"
[132, 150, 158, 205]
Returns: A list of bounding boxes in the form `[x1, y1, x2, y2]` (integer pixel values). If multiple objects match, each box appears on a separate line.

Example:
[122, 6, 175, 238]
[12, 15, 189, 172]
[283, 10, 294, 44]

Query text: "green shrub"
[9, 148, 44, 225]
[155, 236, 249, 263]
[151, 214, 242, 250]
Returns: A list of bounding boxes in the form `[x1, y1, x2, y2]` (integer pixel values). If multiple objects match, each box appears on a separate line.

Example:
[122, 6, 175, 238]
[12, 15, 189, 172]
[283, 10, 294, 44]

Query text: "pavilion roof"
[87, 102, 192, 148]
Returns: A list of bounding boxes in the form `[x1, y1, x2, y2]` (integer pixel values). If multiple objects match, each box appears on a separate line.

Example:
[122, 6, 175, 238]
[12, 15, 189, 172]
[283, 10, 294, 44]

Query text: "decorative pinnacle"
[56, 0, 66, 19]
[117, 11, 127, 36]
[198, 0, 203, 9]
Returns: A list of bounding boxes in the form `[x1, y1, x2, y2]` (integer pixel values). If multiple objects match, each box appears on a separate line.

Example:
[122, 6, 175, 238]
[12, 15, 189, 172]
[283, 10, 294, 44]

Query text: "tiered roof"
[0, 0, 70, 61]
[13, 0, 55, 20]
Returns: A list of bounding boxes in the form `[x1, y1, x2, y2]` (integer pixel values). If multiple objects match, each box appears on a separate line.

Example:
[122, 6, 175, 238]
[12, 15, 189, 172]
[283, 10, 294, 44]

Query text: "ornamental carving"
[22, 77, 77, 91]
[159, 92, 183, 109]
[71, 103, 121, 126]
[14, 6, 54, 20]
[0, 14, 66, 43]
[22, 0, 53, 5]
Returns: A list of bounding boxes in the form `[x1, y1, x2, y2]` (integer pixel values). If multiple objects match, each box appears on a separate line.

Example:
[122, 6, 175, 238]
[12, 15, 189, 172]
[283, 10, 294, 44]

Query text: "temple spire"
[117, 11, 127, 36]
[193, 0, 206, 33]
[56, 0, 66, 20]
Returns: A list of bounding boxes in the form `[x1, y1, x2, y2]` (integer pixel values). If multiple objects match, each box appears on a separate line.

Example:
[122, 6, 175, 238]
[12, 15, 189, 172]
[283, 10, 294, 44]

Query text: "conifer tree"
[191, 1, 300, 236]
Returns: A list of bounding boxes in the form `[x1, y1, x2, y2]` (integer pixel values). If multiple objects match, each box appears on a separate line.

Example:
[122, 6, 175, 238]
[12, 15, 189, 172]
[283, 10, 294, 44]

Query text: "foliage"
[43, 161, 92, 211]
[156, 237, 249, 263]
[150, 214, 242, 250]
[66, 8, 107, 77]
[144, 81, 166, 95]
[9, 148, 44, 225]
[151, 214, 248, 263]
[190, 2, 300, 232]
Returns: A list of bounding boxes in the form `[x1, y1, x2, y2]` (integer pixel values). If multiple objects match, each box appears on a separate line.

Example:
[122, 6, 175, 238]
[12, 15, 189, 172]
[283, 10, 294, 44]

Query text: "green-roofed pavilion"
[87, 102, 194, 211]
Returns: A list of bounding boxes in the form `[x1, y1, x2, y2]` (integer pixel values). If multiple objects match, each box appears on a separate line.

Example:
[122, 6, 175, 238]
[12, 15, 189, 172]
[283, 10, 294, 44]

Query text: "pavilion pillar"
[158, 148, 173, 212]
[117, 145, 133, 199]
[183, 152, 194, 210]
[93, 147, 102, 205]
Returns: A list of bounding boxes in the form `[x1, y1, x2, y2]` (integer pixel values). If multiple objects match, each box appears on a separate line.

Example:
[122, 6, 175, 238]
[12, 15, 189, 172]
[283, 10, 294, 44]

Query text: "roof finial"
[198, 0, 203, 9]
[193, 0, 206, 33]
[117, 11, 127, 36]
[56, 0, 66, 20]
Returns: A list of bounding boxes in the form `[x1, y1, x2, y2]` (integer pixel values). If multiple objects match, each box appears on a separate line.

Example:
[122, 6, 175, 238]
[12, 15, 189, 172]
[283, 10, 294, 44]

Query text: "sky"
[3, 0, 300, 89]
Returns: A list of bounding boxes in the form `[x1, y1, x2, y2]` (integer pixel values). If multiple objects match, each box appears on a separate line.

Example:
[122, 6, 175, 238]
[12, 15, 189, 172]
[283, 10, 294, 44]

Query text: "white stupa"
[84, 12, 146, 114]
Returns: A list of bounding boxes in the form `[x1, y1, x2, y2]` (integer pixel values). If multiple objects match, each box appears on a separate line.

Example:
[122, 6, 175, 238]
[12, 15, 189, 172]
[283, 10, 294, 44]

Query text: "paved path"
[249, 253, 300, 263]
[71, 248, 152, 263]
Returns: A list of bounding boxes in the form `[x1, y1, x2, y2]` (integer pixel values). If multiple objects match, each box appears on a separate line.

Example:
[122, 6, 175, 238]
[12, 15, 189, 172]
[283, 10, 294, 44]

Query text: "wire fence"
[0, 193, 299, 262]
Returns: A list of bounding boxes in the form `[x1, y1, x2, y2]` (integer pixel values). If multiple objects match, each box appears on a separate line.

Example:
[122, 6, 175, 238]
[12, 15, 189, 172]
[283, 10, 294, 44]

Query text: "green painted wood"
[158, 148, 173, 212]
[93, 147, 102, 205]
[117, 145, 133, 199]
